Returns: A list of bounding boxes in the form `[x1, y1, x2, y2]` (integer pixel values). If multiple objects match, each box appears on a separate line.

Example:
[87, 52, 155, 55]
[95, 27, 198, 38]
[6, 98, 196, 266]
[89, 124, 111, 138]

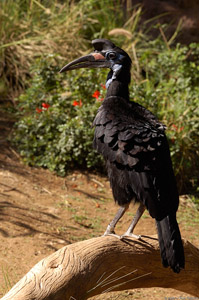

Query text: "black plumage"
[60, 38, 185, 273]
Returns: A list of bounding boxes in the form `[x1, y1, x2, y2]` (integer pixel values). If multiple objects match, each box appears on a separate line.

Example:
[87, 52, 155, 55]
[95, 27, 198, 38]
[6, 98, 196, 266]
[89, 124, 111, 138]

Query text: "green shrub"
[12, 55, 106, 175]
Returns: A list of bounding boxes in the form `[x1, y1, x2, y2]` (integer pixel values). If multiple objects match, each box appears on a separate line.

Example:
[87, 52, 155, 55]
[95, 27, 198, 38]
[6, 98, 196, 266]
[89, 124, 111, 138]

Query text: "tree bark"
[1, 235, 199, 300]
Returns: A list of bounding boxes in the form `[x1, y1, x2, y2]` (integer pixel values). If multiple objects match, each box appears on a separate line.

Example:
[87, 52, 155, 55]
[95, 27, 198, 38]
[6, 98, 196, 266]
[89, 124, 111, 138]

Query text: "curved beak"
[60, 53, 110, 73]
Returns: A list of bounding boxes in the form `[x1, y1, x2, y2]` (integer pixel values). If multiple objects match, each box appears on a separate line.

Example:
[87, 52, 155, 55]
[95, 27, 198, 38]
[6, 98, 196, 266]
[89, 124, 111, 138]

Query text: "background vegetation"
[1, 0, 199, 195]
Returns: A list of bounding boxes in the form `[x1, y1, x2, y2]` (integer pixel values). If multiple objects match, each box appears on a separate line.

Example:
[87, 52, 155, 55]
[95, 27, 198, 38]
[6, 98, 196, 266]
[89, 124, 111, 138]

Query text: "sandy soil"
[0, 108, 198, 299]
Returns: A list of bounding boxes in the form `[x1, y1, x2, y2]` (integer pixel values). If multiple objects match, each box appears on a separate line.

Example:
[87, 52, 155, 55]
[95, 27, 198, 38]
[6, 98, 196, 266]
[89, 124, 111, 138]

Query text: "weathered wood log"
[1, 235, 199, 300]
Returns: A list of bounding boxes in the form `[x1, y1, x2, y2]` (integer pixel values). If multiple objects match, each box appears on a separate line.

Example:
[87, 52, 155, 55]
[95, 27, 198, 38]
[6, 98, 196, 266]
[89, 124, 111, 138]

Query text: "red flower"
[171, 124, 184, 132]
[36, 108, 42, 113]
[100, 83, 106, 90]
[92, 90, 100, 99]
[72, 100, 78, 106]
[171, 124, 178, 131]
[42, 102, 50, 109]
[72, 100, 82, 107]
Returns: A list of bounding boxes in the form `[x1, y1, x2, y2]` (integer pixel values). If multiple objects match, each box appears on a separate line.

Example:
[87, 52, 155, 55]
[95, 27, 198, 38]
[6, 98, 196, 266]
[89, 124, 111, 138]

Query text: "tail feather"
[156, 214, 185, 273]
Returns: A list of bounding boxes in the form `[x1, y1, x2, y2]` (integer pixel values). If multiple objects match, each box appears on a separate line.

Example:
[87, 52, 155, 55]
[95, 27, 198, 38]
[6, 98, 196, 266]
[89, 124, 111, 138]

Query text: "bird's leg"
[121, 203, 145, 240]
[103, 204, 129, 238]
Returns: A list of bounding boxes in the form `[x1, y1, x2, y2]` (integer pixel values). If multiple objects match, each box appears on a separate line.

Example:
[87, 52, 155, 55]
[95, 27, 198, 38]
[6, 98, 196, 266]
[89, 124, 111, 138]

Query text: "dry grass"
[0, 0, 88, 100]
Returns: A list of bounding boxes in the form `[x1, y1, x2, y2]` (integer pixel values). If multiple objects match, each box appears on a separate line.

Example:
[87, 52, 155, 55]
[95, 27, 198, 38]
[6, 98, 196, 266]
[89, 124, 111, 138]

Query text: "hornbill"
[60, 39, 185, 273]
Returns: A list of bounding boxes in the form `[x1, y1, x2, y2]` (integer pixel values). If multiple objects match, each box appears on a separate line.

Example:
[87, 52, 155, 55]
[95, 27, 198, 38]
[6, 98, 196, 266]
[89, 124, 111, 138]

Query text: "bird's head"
[60, 39, 132, 88]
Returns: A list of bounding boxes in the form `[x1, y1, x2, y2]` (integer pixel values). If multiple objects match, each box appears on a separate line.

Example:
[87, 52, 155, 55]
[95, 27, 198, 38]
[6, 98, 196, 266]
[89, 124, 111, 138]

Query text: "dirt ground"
[0, 108, 199, 299]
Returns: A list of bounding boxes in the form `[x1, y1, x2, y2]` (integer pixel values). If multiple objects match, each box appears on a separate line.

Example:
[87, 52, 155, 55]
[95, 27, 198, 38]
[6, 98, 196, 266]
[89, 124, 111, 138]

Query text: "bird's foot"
[120, 232, 142, 240]
[102, 225, 121, 239]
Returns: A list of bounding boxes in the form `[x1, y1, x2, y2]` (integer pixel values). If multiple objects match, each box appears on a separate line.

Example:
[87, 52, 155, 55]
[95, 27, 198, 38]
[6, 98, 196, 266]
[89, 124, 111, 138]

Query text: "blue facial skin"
[105, 52, 125, 89]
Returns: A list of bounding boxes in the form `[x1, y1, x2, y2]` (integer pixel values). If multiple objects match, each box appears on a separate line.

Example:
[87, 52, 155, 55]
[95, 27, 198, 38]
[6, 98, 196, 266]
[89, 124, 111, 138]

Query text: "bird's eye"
[107, 52, 117, 60]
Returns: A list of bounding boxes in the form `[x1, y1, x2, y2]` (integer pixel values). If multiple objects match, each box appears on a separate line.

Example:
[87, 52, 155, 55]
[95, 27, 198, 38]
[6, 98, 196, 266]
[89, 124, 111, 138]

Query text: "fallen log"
[1, 235, 199, 300]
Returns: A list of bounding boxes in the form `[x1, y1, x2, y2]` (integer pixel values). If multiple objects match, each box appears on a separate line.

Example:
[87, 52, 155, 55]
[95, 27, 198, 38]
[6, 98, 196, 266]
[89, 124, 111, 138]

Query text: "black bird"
[60, 39, 185, 273]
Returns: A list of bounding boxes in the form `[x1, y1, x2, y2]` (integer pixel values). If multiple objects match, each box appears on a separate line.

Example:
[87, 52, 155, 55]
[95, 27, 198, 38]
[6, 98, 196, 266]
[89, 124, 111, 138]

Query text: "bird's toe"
[120, 233, 142, 240]
[103, 233, 121, 239]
